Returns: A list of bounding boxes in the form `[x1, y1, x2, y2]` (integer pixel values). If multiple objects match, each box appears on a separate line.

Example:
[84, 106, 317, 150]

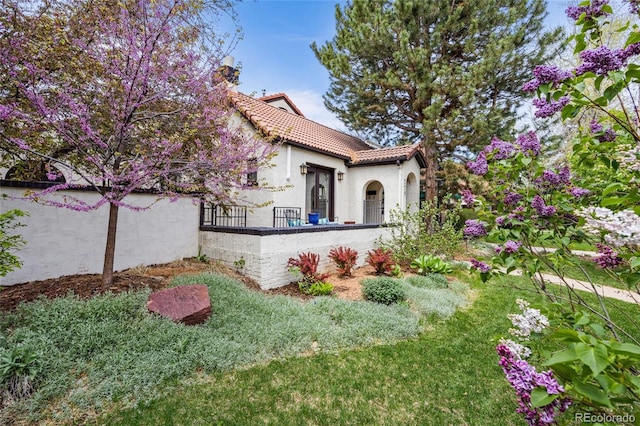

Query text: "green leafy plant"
[0, 209, 28, 277]
[1, 345, 39, 406]
[233, 256, 245, 272]
[328, 246, 358, 277]
[288, 252, 330, 294]
[379, 202, 463, 266]
[306, 281, 334, 296]
[410, 255, 452, 275]
[390, 263, 404, 278]
[361, 277, 406, 305]
[366, 248, 394, 275]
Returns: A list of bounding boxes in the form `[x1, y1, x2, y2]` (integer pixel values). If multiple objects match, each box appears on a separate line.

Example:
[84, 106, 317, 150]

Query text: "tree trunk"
[423, 141, 438, 202]
[102, 202, 119, 290]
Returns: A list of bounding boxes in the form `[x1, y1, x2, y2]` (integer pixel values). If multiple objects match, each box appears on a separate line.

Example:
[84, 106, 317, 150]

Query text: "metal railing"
[363, 200, 384, 224]
[273, 206, 302, 227]
[200, 204, 247, 227]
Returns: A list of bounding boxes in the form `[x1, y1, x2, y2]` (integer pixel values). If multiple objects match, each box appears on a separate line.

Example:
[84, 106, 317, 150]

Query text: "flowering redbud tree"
[0, 0, 276, 287]
[464, 0, 640, 420]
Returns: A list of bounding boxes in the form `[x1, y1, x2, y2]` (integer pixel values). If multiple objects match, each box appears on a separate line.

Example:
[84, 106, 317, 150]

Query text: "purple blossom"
[622, 42, 640, 61]
[516, 132, 541, 157]
[531, 196, 556, 217]
[566, 0, 610, 20]
[483, 136, 517, 160]
[599, 128, 616, 142]
[461, 189, 475, 205]
[497, 344, 571, 426]
[594, 243, 624, 268]
[463, 219, 488, 237]
[496, 215, 507, 227]
[590, 119, 603, 134]
[504, 240, 522, 254]
[467, 151, 488, 175]
[504, 191, 523, 206]
[533, 97, 570, 118]
[509, 206, 526, 222]
[575, 46, 625, 76]
[568, 187, 591, 197]
[470, 258, 491, 273]
[536, 166, 571, 189]
[521, 66, 572, 92]
[626, 0, 640, 14]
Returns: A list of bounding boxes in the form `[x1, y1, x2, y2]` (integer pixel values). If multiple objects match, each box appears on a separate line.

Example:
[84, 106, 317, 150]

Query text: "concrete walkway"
[507, 270, 640, 305]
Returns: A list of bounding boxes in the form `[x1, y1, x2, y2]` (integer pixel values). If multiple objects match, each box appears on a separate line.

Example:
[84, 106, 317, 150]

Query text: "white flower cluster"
[577, 207, 640, 248]
[499, 338, 532, 359]
[619, 145, 640, 172]
[507, 299, 549, 338]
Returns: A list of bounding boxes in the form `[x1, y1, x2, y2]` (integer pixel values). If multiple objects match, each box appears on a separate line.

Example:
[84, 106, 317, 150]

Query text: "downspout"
[285, 145, 291, 181]
[397, 159, 404, 210]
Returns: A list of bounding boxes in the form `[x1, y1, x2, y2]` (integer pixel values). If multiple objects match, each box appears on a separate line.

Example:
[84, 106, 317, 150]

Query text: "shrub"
[306, 281, 334, 296]
[0, 209, 28, 277]
[328, 246, 358, 277]
[410, 255, 452, 275]
[366, 248, 394, 275]
[379, 202, 462, 266]
[361, 277, 406, 305]
[287, 252, 329, 283]
[406, 274, 449, 289]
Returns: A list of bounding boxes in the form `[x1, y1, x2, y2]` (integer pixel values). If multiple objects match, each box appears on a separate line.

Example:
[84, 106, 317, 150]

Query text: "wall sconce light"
[300, 163, 308, 175]
[337, 171, 344, 181]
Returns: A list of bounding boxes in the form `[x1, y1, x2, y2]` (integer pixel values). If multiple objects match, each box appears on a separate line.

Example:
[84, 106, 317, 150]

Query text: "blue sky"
[220, 0, 574, 130]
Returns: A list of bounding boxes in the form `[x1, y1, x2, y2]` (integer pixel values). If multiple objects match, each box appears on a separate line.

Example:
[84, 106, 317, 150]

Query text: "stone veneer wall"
[199, 224, 392, 290]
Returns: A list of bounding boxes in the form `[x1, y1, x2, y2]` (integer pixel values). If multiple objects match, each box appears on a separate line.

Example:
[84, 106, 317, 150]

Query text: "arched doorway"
[405, 172, 418, 212]
[363, 181, 384, 223]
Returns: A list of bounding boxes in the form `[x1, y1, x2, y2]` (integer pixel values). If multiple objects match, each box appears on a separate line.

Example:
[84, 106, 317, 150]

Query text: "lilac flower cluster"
[497, 345, 571, 425]
[566, 0, 610, 20]
[531, 195, 557, 217]
[578, 207, 640, 247]
[470, 258, 491, 273]
[504, 191, 523, 206]
[516, 132, 541, 157]
[594, 243, 624, 269]
[461, 189, 475, 205]
[575, 46, 625, 76]
[533, 96, 570, 118]
[463, 219, 488, 237]
[589, 119, 617, 142]
[521, 66, 572, 93]
[626, 0, 640, 13]
[536, 166, 571, 190]
[504, 240, 522, 254]
[483, 136, 517, 160]
[568, 187, 591, 198]
[467, 151, 488, 175]
[508, 299, 550, 338]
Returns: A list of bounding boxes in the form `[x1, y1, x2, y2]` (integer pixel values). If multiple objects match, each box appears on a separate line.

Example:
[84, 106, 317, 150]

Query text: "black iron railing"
[200, 204, 247, 227]
[273, 206, 302, 227]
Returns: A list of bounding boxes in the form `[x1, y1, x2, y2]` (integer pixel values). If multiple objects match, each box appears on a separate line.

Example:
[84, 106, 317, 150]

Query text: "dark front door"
[305, 165, 334, 220]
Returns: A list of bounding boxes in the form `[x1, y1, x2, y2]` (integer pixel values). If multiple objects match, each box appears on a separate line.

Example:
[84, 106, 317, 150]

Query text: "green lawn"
[2, 268, 637, 425]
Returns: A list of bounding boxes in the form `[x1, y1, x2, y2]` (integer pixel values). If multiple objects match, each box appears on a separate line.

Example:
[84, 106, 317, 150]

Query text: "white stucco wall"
[231, 143, 424, 227]
[0, 186, 199, 285]
[199, 225, 392, 289]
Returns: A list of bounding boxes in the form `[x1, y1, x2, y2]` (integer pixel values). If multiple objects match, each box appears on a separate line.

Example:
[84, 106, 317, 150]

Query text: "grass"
[0, 273, 469, 424]
[2, 266, 637, 425]
[105, 274, 525, 426]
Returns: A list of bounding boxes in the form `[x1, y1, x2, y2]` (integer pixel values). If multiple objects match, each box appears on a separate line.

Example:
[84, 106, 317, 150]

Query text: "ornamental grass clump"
[406, 274, 449, 289]
[361, 277, 406, 305]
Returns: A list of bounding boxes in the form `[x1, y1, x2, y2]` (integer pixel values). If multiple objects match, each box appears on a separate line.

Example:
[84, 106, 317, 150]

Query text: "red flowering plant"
[365, 248, 395, 275]
[465, 1, 640, 421]
[328, 246, 358, 277]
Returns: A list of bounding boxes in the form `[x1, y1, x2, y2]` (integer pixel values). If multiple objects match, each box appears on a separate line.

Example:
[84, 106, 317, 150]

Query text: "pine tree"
[312, 0, 563, 200]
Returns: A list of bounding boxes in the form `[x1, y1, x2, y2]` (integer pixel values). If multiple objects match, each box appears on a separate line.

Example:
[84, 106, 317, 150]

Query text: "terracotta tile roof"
[230, 91, 425, 167]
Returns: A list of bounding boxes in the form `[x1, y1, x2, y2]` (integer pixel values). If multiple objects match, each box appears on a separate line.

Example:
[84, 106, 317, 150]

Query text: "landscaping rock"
[147, 284, 211, 325]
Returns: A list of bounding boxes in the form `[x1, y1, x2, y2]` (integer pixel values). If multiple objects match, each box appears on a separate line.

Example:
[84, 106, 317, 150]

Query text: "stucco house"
[202, 90, 426, 229]
[1, 83, 427, 289]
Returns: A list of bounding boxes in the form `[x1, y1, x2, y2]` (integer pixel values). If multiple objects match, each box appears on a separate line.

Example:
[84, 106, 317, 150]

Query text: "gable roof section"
[257, 93, 305, 116]
[230, 91, 425, 167]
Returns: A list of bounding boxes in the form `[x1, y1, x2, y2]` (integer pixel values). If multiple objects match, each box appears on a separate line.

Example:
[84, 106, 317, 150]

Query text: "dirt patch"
[0, 261, 387, 312]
